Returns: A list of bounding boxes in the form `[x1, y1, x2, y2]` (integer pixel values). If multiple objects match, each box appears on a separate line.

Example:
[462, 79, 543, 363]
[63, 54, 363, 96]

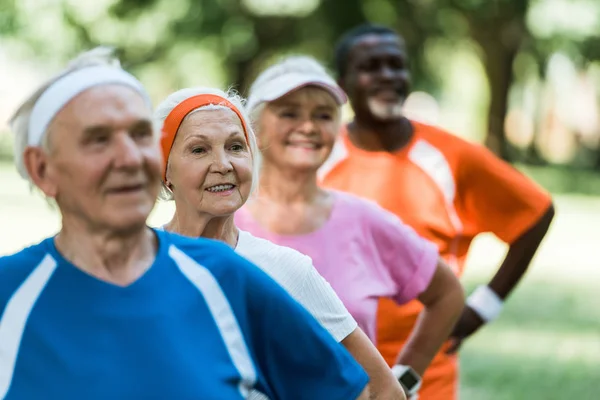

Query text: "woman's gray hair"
[8, 46, 125, 183]
[154, 87, 261, 201]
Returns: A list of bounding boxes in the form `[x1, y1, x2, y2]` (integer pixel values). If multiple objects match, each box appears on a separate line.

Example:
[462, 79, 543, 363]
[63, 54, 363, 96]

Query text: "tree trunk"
[480, 42, 518, 160]
[231, 58, 255, 96]
[471, 11, 527, 161]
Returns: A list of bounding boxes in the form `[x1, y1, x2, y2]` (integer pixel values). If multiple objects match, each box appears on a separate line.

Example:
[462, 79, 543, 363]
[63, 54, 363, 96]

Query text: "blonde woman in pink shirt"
[236, 56, 465, 400]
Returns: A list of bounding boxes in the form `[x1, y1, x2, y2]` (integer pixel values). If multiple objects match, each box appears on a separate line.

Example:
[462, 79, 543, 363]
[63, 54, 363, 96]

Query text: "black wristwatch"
[391, 365, 422, 396]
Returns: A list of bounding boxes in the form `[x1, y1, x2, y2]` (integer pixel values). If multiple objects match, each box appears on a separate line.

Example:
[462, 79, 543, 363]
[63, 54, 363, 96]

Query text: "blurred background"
[0, 0, 599, 398]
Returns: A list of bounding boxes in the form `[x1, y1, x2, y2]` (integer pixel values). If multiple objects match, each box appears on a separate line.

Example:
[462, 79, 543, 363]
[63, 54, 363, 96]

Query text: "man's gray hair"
[8, 47, 130, 184]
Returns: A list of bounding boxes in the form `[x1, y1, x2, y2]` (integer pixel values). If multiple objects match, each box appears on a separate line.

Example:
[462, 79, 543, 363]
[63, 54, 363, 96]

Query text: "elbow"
[438, 274, 465, 319]
[423, 261, 465, 317]
[356, 385, 371, 400]
[374, 384, 407, 400]
[451, 279, 466, 316]
[365, 383, 407, 400]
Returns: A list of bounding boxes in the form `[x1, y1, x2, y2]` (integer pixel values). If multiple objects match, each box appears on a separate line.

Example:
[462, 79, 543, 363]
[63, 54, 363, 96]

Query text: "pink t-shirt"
[235, 190, 439, 343]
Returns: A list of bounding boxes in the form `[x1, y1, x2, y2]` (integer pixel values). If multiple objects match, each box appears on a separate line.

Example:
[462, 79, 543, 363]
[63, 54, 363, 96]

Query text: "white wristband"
[466, 285, 504, 322]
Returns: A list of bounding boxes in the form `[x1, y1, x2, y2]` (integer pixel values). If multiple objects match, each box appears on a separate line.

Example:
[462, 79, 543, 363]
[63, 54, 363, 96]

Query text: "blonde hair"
[9, 47, 128, 184]
[271, 86, 340, 116]
[248, 55, 343, 126]
[154, 87, 261, 201]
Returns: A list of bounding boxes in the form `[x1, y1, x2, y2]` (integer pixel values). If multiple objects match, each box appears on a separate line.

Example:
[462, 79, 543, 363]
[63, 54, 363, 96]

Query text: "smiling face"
[25, 84, 161, 234]
[257, 86, 341, 172]
[165, 107, 253, 218]
[340, 33, 411, 121]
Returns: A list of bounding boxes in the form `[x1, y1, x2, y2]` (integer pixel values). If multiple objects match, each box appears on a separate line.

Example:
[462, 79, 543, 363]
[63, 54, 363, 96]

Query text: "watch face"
[399, 370, 420, 389]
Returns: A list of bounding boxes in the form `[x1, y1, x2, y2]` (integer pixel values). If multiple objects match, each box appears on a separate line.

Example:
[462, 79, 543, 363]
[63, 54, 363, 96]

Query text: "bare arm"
[356, 386, 371, 400]
[342, 328, 407, 400]
[489, 203, 554, 299]
[447, 203, 555, 353]
[395, 260, 465, 375]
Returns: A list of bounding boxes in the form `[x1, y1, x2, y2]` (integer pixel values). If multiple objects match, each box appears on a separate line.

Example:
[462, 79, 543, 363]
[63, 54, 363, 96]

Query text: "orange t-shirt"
[320, 121, 551, 400]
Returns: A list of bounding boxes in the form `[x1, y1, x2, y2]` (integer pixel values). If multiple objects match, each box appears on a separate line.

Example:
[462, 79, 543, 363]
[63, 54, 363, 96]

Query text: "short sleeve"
[457, 142, 552, 244]
[364, 201, 439, 304]
[292, 253, 358, 342]
[236, 232, 357, 343]
[230, 253, 369, 400]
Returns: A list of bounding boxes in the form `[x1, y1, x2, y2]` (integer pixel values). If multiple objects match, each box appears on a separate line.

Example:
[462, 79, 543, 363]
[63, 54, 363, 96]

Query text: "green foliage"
[0, 133, 12, 162]
[1, 0, 598, 167]
[0, 0, 18, 34]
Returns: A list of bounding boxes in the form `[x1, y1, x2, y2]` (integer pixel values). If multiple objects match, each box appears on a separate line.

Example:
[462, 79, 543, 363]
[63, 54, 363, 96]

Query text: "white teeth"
[291, 143, 318, 149]
[206, 184, 234, 193]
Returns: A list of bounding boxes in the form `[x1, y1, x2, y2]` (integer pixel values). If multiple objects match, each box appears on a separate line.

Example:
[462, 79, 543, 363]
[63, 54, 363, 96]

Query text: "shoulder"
[332, 190, 403, 226]
[159, 230, 285, 301]
[330, 189, 377, 213]
[236, 231, 313, 282]
[159, 230, 255, 281]
[412, 122, 525, 182]
[411, 120, 484, 164]
[0, 239, 51, 312]
[412, 120, 472, 148]
[161, 229, 233, 256]
[236, 231, 356, 339]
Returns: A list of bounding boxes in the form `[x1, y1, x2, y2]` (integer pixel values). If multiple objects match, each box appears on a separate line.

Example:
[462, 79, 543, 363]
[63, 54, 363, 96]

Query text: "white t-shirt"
[237, 230, 358, 400]
[236, 230, 357, 342]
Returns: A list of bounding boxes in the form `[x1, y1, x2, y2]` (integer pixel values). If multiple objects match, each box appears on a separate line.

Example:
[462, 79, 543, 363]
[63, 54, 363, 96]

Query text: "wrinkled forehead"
[348, 33, 406, 63]
[179, 107, 245, 139]
[52, 84, 152, 132]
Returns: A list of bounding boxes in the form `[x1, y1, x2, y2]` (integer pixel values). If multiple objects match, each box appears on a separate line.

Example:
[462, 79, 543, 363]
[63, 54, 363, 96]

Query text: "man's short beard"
[367, 98, 404, 121]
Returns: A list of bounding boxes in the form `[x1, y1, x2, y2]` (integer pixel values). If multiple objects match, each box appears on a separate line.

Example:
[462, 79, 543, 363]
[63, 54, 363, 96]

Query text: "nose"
[379, 65, 396, 81]
[113, 132, 143, 169]
[208, 149, 233, 174]
[296, 118, 317, 135]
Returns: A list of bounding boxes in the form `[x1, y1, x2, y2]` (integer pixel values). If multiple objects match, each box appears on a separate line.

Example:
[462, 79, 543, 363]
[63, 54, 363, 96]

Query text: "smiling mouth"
[108, 184, 145, 194]
[206, 184, 236, 193]
[373, 90, 403, 101]
[288, 142, 322, 150]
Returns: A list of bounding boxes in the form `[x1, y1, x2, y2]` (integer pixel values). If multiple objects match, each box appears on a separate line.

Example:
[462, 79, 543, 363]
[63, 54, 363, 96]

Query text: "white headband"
[27, 65, 151, 146]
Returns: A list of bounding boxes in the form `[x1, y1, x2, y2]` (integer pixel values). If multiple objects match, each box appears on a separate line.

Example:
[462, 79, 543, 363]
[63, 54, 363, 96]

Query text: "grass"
[0, 162, 599, 399]
[459, 194, 600, 399]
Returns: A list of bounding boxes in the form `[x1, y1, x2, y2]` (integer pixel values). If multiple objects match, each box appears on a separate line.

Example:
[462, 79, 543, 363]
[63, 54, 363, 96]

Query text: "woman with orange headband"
[155, 87, 405, 400]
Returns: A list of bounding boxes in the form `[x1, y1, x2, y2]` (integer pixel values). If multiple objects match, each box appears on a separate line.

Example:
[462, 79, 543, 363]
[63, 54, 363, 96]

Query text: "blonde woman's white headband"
[27, 65, 151, 146]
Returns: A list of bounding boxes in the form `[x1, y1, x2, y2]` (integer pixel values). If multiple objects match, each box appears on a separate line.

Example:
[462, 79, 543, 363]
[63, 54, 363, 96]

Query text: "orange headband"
[160, 94, 250, 182]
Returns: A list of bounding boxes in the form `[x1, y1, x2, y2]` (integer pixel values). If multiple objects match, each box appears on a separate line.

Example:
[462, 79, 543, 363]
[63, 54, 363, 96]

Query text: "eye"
[131, 126, 153, 140]
[81, 126, 112, 148]
[85, 134, 110, 147]
[191, 147, 206, 154]
[279, 110, 297, 119]
[93, 134, 110, 143]
[388, 58, 405, 71]
[316, 112, 334, 121]
[359, 61, 378, 72]
[230, 143, 245, 152]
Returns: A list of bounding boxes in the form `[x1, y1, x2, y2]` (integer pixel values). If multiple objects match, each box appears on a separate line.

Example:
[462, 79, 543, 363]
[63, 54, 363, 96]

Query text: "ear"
[164, 163, 174, 191]
[23, 146, 58, 198]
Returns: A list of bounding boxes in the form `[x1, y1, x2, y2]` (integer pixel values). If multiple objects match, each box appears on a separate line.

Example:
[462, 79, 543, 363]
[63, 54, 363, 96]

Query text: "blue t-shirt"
[0, 229, 368, 400]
